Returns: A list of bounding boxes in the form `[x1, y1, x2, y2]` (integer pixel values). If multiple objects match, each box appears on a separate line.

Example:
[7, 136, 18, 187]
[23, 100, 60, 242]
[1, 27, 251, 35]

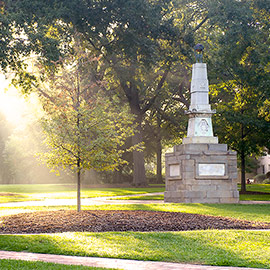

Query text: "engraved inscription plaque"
[169, 164, 180, 177]
[198, 163, 225, 176]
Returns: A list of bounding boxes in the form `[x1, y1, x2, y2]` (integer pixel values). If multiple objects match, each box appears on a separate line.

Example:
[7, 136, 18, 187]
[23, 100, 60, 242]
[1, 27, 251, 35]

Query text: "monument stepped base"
[164, 143, 239, 204]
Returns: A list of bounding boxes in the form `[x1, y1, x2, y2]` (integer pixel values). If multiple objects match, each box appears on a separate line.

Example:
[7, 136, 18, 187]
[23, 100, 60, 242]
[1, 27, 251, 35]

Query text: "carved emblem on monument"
[199, 119, 209, 135]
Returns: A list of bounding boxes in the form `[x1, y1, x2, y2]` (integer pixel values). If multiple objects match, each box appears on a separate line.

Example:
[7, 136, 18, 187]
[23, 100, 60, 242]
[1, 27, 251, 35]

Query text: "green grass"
[111, 195, 164, 200]
[0, 184, 165, 203]
[240, 184, 270, 201]
[0, 231, 269, 268]
[1, 203, 270, 222]
[246, 184, 270, 193]
[113, 184, 270, 201]
[1, 184, 270, 203]
[0, 259, 117, 270]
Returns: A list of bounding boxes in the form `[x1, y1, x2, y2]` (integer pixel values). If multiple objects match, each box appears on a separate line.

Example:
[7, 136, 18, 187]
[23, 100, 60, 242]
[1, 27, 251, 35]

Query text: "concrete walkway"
[0, 250, 267, 270]
[0, 192, 270, 207]
[0, 193, 166, 207]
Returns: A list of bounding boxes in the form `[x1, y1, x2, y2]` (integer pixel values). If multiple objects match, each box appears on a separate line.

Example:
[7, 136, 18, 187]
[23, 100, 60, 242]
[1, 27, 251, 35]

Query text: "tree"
[38, 52, 136, 211]
[211, 83, 270, 192]
[200, 0, 270, 191]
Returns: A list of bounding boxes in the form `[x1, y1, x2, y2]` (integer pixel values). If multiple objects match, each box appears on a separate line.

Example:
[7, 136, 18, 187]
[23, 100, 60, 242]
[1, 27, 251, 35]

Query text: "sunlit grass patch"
[0, 192, 39, 204]
[0, 231, 269, 268]
[240, 194, 270, 201]
[245, 184, 270, 193]
[0, 259, 117, 270]
[0, 184, 165, 201]
[111, 195, 164, 200]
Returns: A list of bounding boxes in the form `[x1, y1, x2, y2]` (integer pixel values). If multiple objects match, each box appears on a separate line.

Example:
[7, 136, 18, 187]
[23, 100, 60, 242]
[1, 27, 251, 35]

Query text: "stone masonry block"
[183, 171, 195, 179]
[220, 198, 239, 203]
[166, 156, 178, 163]
[196, 180, 213, 185]
[183, 144, 209, 152]
[177, 155, 191, 160]
[216, 182, 234, 191]
[191, 185, 216, 192]
[182, 160, 195, 172]
[207, 190, 233, 198]
[185, 190, 207, 198]
[233, 191, 240, 198]
[208, 144, 227, 152]
[192, 198, 220, 203]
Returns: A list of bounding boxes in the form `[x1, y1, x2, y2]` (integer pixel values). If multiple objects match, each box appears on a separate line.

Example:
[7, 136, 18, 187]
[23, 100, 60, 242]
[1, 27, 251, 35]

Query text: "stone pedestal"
[164, 144, 239, 203]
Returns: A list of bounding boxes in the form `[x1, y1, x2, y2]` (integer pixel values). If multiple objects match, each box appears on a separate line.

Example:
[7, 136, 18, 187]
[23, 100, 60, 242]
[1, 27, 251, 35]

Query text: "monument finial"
[194, 43, 204, 63]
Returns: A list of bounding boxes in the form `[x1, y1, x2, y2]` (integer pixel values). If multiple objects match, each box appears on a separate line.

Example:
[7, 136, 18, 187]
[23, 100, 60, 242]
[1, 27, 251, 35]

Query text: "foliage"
[202, 0, 270, 191]
[254, 174, 267, 183]
[0, 231, 269, 268]
[263, 179, 270, 184]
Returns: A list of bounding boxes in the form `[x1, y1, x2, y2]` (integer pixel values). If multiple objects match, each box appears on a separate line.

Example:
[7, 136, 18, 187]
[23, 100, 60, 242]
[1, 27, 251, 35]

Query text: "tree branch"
[142, 66, 171, 114]
[193, 16, 209, 32]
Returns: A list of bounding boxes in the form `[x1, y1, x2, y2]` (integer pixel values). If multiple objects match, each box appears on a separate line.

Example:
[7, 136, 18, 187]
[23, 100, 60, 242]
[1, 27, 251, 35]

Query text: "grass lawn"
[0, 184, 164, 203]
[1, 184, 270, 203]
[240, 184, 270, 201]
[113, 184, 270, 201]
[246, 184, 270, 193]
[110, 195, 164, 200]
[0, 259, 117, 270]
[0, 184, 269, 269]
[0, 231, 269, 269]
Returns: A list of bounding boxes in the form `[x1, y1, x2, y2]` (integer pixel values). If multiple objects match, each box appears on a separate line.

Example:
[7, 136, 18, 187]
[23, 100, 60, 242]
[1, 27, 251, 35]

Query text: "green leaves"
[37, 49, 136, 174]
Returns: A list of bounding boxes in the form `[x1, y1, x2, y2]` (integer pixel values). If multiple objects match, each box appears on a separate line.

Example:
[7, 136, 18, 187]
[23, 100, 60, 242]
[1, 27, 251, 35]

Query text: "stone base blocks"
[164, 143, 239, 204]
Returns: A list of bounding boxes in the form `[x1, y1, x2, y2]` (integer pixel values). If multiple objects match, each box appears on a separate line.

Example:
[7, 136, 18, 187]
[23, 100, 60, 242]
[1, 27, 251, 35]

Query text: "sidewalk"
[0, 193, 166, 207]
[0, 251, 267, 270]
[0, 192, 270, 207]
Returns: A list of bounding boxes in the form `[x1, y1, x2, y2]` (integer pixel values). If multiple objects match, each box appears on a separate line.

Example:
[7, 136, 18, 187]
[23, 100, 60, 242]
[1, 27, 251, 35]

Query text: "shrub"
[266, 171, 270, 179]
[263, 179, 270, 184]
[254, 174, 267, 183]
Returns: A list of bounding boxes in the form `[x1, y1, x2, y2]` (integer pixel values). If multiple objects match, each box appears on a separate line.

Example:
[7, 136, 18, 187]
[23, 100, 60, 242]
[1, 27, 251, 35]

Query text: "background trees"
[203, 0, 270, 191]
[0, 0, 269, 188]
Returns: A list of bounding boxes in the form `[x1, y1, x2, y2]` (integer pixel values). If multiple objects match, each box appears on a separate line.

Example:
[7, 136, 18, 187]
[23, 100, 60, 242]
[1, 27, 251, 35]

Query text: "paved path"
[0, 193, 166, 207]
[0, 192, 270, 207]
[0, 251, 267, 270]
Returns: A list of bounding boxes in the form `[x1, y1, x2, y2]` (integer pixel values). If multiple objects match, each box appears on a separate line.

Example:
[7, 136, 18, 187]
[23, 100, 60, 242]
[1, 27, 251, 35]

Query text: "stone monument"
[164, 44, 239, 203]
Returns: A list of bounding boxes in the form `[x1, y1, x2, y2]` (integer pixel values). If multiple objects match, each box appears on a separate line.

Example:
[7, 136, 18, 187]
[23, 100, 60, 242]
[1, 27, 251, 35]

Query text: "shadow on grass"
[0, 231, 269, 269]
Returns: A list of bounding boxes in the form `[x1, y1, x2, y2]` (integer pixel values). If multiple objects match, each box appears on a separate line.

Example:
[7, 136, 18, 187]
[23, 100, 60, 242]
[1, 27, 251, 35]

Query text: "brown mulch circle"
[239, 190, 270, 195]
[0, 210, 270, 234]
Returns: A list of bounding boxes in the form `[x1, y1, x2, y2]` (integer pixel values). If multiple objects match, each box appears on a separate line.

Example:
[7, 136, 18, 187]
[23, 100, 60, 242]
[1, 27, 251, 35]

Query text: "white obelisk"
[183, 63, 218, 144]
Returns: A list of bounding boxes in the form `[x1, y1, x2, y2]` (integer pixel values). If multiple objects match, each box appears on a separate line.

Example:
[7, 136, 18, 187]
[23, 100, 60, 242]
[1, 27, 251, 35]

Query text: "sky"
[0, 73, 39, 128]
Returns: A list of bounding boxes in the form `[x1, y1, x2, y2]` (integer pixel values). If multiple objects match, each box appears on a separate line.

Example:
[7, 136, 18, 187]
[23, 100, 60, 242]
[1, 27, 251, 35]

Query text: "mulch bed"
[239, 191, 270, 195]
[0, 210, 270, 234]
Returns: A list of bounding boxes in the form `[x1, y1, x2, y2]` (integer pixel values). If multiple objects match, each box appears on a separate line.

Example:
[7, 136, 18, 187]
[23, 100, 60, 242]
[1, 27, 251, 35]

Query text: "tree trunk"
[240, 151, 246, 193]
[240, 123, 246, 192]
[156, 117, 162, 183]
[156, 139, 162, 183]
[132, 121, 147, 186]
[77, 158, 81, 212]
